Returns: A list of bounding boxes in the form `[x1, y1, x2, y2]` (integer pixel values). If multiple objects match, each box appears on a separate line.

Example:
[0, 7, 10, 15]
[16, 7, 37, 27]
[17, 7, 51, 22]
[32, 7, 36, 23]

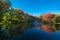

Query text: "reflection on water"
[11, 22, 60, 40]
[20, 28, 60, 40]
[19, 28, 51, 40]
[1, 21, 60, 40]
[41, 24, 53, 32]
[41, 24, 60, 32]
[55, 24, 60, 31]
[31, 21, 60, 32]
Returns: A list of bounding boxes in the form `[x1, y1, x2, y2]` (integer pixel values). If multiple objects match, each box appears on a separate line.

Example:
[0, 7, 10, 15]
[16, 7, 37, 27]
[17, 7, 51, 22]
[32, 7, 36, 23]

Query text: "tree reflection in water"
[41, 23, 60, 33]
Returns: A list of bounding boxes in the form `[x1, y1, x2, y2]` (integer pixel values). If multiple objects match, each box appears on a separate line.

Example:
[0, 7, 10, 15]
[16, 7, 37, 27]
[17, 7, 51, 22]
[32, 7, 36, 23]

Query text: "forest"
[0, 0, 60, 40]
[0, 0, 41, 40]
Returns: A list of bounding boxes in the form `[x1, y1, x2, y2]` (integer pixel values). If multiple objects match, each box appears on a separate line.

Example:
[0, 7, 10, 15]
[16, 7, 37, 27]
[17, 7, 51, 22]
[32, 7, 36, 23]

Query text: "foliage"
[1, 0, 60, 40]
[42, 13, 60, 32]
[0, 0, 36, 40]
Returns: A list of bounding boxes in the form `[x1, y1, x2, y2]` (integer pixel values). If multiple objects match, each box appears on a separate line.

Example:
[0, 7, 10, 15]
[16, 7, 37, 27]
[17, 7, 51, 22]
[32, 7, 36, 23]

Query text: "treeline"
[0, 0, 40, 40]
[41, 13, 60, 32]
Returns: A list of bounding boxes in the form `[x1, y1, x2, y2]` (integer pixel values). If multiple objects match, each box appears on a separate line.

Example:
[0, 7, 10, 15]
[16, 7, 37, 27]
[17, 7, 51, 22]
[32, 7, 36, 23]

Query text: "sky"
[9, 0, 60, 16]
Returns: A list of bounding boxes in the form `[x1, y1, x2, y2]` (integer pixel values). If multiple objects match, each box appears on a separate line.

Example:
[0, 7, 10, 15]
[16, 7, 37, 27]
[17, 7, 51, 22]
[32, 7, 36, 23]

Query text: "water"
[11, 27, 60, 40]
[20, 28, 51, 40]
[51, 31, 60, 40]
[20, 28, 60, 40]
[2, 21, 60, 40]
[11, 21, 60, 40]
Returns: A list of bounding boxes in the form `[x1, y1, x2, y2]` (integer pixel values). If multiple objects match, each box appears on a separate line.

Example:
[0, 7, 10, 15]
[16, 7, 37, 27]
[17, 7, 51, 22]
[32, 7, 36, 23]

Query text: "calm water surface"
[11, 27, 60, 40]
[10, 21, 60, 40]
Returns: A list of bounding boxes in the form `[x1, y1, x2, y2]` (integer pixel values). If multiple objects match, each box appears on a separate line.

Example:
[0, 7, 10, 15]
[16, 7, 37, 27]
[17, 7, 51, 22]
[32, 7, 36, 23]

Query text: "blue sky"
[9, 0, 60, 16]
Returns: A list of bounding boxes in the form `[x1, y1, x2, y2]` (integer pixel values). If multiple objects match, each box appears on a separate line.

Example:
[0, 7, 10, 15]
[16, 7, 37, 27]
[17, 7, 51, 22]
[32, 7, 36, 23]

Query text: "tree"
[0, 0, 11, 40]
[56, 16, 60, 23]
